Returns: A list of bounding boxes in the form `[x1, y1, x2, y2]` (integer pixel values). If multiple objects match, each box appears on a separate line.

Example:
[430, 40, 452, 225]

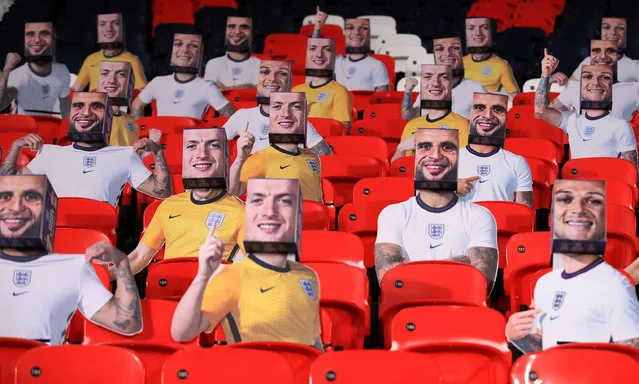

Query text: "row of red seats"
[468, 0, 566, 35]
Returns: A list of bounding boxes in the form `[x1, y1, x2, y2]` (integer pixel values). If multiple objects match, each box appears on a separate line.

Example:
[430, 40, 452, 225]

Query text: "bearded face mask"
[468, 92, 508, 147]
[414, 128, 459, 192]
[225, 16, 253, 53]
[24, 22, 54, 63]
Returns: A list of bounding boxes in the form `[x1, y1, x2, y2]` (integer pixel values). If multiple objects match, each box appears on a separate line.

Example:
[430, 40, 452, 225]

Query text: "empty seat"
[562, 157, 638, 205]
[56, 198, 118, 244]
[320, 155, 386, 207]
[506, 106, 567, 163]
[146, 258, 199, 301]
[352, 177, 413, 204]
[326, 136, 390, 170]
[0, 338, 45, 384]
[54, 227, 113, 253]
[300, 230, 365, 269]
[137, 116, 205, 136]
[0, 114, 38, 133]
[390, 155, 415, 178]
[303, 200, 331, 230]
[362, 103, 403, 122]
[308, 118, 347, 137]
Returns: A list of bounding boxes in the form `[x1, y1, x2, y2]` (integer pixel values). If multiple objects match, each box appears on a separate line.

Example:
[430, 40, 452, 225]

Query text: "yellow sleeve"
[332, 86, 352, 123]
[201, 267, 241, 328]
[400, 120, 418, 141]
[130, 55, 148, 88]
[500, 61, 519, 94]
[239, 152, 267, 183]
[76, 56, 92, 90]
[140, 202, 166, 250]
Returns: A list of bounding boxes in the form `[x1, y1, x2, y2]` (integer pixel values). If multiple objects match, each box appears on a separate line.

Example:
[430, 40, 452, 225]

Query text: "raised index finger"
[207, 222, 218, 238]
[544, 48, 548, 57]
[467, 176, 481, 182]
[245, 122, 249, 132]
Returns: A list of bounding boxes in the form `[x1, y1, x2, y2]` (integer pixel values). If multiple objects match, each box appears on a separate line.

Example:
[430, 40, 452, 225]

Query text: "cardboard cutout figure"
[420, 64, 453, 110]
[97, 13, 124, 50]
[68, 92, 112, 144]
[465, 17, 493, 54]
[344, 18, 371, 54]
[268, 92, 307, 145]
[590, 40, 619, 83]
[414, 128, 459, 191]
[601, 17, 627, 51]
[551, 179, 606, 268]
[0, 175, 57, 252]
[97, 61, 134, 107]
[243, 178, 302, 258]
[433, 37, 464, 78]
[469, 92, 507, 146]
[256, 60, 292, 105]
[24, 22, 54, 62]
[305, 38, 335, 78]
[170, 33, 203, 74]
[225, 16, 252, 53]
[182, 128, 229, 190]
[580, 64, 613, 111]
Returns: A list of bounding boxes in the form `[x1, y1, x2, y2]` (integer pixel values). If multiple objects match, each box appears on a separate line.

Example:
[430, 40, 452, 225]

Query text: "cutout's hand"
[197, 223, 224, 279]
[541, 48, 559, 77]
[456, 176, 481, 196]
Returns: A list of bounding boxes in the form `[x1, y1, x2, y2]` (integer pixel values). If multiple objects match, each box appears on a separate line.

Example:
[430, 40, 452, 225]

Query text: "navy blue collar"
[259, 105, 269, 117]
[72, 143, 108, 151]
[561, 257, 605, 279]
[248, 254, 290, 272]
[584, 111, 610, 120]
[227, 53, 251, 63]
[173, 73, 196, 84]
[0, 249, 48, 262]
[416, 193, 458, 213]
[347, 54, 368, 62]
[466, 144, 500, 157]
[425, 110, 451, 123]
[309, 78, 332, 89]
[271, 144, 300, 156]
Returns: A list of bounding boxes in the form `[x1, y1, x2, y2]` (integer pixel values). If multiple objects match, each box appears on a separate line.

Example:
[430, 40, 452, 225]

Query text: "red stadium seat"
[137, 116, 205, 136]
[326, 136, 390, 171]
[322, 178, 336, 229]
[510, 348, 639, 382]
[32, 115, 62, 144]
[506, 106, 567, 163]
[308, 117, 347, 137]
[525, 157, 556, 209]
[504, 137, 558, 170]
[379, 261, 488, 348]
[142, 132, 182, 174]
[562, 157, 638, 205]
[15, 345, 145, 383]
[146, 258, 199, 301]
[362, 103, 403, 122]
[54, 228, 113, 253]
[369, 91, 405, 105]
[171, 173, 185, 194]
[475, 201, 536, 270]
[352, 176, 413, 204]
[303, 200, 331, 230]
[0, 132, 37, 170]
[143, 199, 162, 230]
[390, 155, 415, 177]
[552, 342, 639, 364]
[305, 262, 369, 349]
[300, 230, 365, 269]
[391, 306, 511, 384]
[0, 114, 38, 133]
[56, 198, 118, 244]
[504, 232, 552, 300]
[371, 54, 396, 88]
[0, 338, 45, 384]
[300, 23, 344, 40]
[350, 90, 374, 111]
[320, 155, 386, 207]
[227, 342, 321, 384]
[310, 350, 442, 383]
[161, 348, 295, 384]
[512, 92, 559, 106]
[350, 118, 406, 159]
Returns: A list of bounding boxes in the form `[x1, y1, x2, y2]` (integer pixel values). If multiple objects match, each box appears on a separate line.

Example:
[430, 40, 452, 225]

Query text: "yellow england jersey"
[292, 80, 352, 123]
[463, 54, 519, 93]
[77, 50, 148, 90]
[400, 111, 469, 156]
[110, 113, 139, 146]
[201, 254, 320, 346]
[140, 191, 245, 261]
[240, 145, 323, 202]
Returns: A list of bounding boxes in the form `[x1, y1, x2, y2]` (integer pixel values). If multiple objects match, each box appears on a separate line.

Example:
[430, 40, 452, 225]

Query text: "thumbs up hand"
[197, 223, 225, 279]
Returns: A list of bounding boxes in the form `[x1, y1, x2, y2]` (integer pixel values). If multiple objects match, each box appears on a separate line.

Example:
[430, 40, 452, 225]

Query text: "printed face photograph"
[580, 65, 613, 102]
[245, 178, 300, 243]
[421, 65, 452, 101]
[182, 128, 226, 180]
[0, 176, 45, 238]
[590, 40, 619, 66]
[552, 179, 606, 242]
[433, 37, 463, 70]
[269, 92, 305, 134]
[171, 34, 202, 68]
[344, 18, 370, 48]
[24, 22, 53, 57]
[465, 17, 492, 47]
[306, 38, 335, 70]
[226, 16, 252, 48]
[98, 61, 131, 99]
[258, 60, 292, 96]
[415, 128, 459, 182]
[601, 17, 626, 48]
[97, 13, 122, 43]
[70, 92, 107, 133]
[470, 93, 508, 137]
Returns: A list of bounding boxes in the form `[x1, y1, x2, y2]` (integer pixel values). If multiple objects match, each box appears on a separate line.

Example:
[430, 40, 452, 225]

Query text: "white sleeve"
[614, 121, 637, 153]
[25, 146, 47, 174]
[306, 121, 324, 147]
[608, 277, 639, 342]
[206, 82, 231, 110]
[516, 156, 533, 192]
[203, 58, 218, 82]
[222, 110, 243, 139]
[468, 205, 498, 249]
[57, 64, 71, 98]
[77, 262, 114, 319]
[128, 150, 153, 188]
[570, 57, 589, 79]
[374, 203, 406, 248]
[556, 81, 578, 109]
[7, 68, 19, 88]
[558, 111, 574, 133]
[372, 59, 390, 88]
[137, 78, 157, 103]
[249, 58, 260, 85]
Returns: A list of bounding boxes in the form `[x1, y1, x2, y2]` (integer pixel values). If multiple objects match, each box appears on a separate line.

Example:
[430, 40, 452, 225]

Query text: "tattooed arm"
[534, 49, 563, 127]
[309, 139, 333, 155]
[131, 97, 147, 120]
[375, 85, 391, 92]
[217, 103, 236, 117]
[515, 191, 534, 209]
[135, 138, 172, 199]
[620, 150, 639, 183]
[374, 243, 406, 284]
[506, 309, 544, 353]
[512, 333, 543, 353]
[549, 97, 569, 111]
[0, 134, 42, 175]
[401, 90, 419, 120]
[468, 246, 498, 294]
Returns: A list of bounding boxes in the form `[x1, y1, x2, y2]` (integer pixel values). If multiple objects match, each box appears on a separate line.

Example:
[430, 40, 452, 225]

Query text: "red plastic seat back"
[300, 230, 365, 269]
[0, 114, 38, 132]
[146, 258, 199, 301]
[32, 115, 62, 144]
[389, 155, 415, 178]
[326, 136, 390, 169]
[0, 338, 45, 384]
[525, 157, 556, 209]
[371, 54, 396, 87]
[504, 231, 552, 297]
[362, 103, 403, 122]
[352, 177, 413, 204]
[320, 155, 386, 206]
[504, 137, 558, 169]
[562, 157, 638, 204]
[143, 199, 162, 230]
[303, 200, 330, 230]
[56, 198, 118, 244]
[54, 228, 113, 253]
[506, 106, 567, 162]
[308, 117, 346, 137]
[137, 116, 204, 136]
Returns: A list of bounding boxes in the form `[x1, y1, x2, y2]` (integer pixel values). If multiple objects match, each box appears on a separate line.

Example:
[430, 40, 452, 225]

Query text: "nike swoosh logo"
[169, 214, 182, 219]
[582, 139, 592, 142]
[550, 315, 559, 321]
[259, 137, 268, 140]
[280, 165, 290, 170]
[260, 286, 275, 293]
[13, 291, 28, 296]
[429, 243, 443, 249]
[173, 101, 181, 104]
[82, 170, 94, 174]
[479, 179, 489, 183]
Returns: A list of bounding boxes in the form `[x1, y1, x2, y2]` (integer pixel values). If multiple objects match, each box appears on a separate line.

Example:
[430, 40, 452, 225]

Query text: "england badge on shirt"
[41, 83, 50, 97]
[83, 156, 97, 168]
[307, 160, 319, 174]
[174, 89, 185, 100]
[428, 224, 445, 240]
[232, 67, 242, 76]
[316, 92, 329, 103]
[347, 66, 357, 76]
[260, 123, 269, 137]
[300, 279, 317, 299]
[552, 291, 566, 311]
[477, 164, 491, 176]
[13, 269, 32, 288]
[482, 66, 492, 76]
[205, 211, 226, 229]
[584, 126, 595, 137]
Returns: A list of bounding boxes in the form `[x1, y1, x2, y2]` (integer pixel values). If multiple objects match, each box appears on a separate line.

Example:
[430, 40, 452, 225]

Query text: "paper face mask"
[414, 128, 459, 191]
[601, 17, 627, 51]
[305, 38, 335, 78]
[468, 92, 507, 146]
[97, 13, 124, 50]
[182, 128, 229, 190]
[24, 22, 54, 62]
[433, 37, 464, 78]
[67, 92, 112, 144]
[465, 17, 493, 54]
[580, 65, 613, 111]
[256, 60, 292, 105]
[170, 33, 203, 74]
[225, 16, 253, 53]
[420, 64, 453, 110]
[97, 61, 134, 107]
[344, 18, 371, 54]
[268, 92, 307, 146]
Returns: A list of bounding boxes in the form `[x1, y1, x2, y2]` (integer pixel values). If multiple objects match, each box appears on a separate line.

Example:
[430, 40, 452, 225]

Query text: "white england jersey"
[137, 74, 230, 119]
[26, 144, 152, 207]
[556, 80, 639, 121]
[532, 258, 639, 350]
[7, 63, 71, 117]
[413, 78, 487, 119]
[335, 55, 390, 91]
[559, 111, 636, 159]
[571, 54, 639, 83]
[0, 253, 113, 345]
[203, 54, 260, 87]
[375, 195, 498, 261]
[458, 146, 533, 203]
[223, 106, 324, 153]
